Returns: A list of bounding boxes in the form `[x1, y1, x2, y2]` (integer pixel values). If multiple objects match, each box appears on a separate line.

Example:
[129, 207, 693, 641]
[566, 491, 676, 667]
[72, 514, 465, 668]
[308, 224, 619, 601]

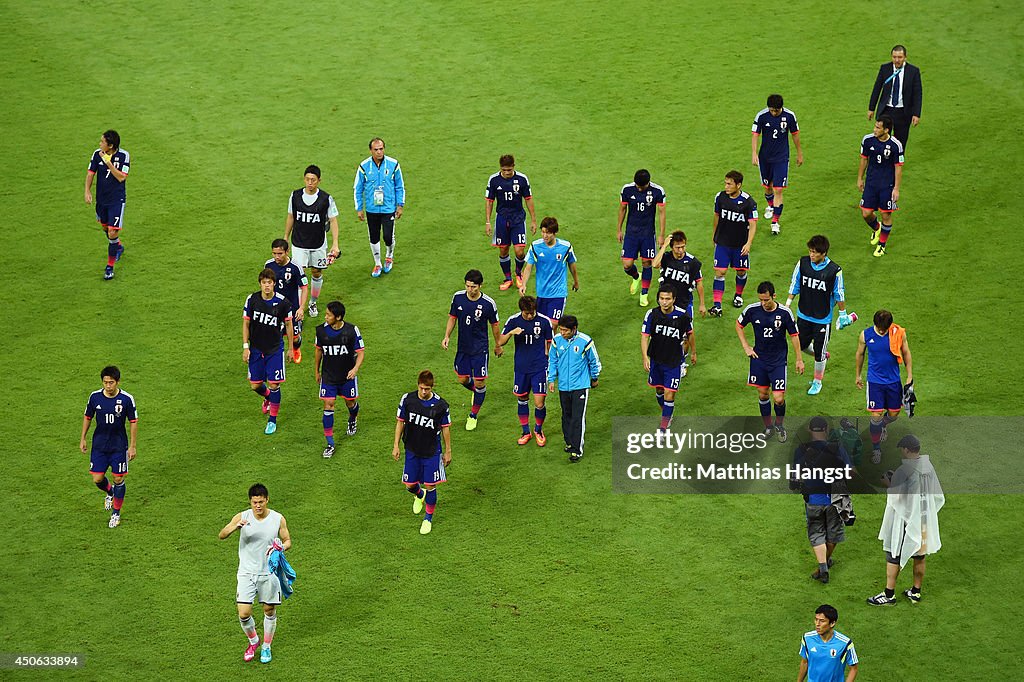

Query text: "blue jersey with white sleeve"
[620, 183, 665, 234]
[526, 238, 576, 298]
[799, 630, 858, 682]
[85, 389, 138, 453]
[737, 303, 798, 367]
[502, 313, 553, 374]
[449, 291, 498, 356]
[485, 172, 532, 221]
[88, 148, 131, 204]
[752, 108, 799, 162]
[264, 259, 308, 311]
[860, 134, 904, 188]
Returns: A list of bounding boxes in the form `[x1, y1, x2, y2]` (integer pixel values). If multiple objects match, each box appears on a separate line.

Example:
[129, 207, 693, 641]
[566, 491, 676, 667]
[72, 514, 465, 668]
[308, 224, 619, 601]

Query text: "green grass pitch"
[4, 0, 1023, 678]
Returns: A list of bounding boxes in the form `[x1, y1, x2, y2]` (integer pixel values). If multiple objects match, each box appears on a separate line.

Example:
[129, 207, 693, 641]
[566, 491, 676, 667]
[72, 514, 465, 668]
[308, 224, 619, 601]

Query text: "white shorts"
[292, 244, 330, 270]
[236, 572, 282, 605]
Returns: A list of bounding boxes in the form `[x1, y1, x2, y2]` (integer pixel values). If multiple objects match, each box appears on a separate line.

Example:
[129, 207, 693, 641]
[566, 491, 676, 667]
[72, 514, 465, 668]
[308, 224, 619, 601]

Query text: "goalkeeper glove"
[902, 381, 917, 418]
[836, 311, 858, 330]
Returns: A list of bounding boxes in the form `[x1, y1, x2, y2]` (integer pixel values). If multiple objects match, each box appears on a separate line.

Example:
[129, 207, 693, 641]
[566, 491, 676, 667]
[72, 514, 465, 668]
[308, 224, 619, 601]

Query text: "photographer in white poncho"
[866, 434, 944, 606]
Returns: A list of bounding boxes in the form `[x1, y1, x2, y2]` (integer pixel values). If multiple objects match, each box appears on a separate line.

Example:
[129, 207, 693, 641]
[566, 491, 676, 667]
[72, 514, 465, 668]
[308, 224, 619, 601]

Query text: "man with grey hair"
[867, 434, 944, 605]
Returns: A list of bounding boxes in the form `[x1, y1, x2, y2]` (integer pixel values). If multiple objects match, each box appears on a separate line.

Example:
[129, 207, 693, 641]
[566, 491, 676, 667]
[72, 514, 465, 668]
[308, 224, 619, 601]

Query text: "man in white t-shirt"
[219, 483, 292, 664]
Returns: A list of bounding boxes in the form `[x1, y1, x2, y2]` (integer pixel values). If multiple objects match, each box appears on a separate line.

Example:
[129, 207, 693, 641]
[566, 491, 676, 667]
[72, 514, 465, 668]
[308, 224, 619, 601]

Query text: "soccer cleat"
[771, 222, 781, 235]
[260, 644, 272, 664]
[466, 415, 478, 431]
[265, 421, 277, 435]
[535, 431, 547, 447]
[866, 592, 897, 606]
[371, 265, 383, 278]
[115, 244, 124, 262]
[346, 421, 357, 436]
[639, 293, 649, 307]
[518, 432, 533, 445]
[564, 444, 573, 453]
[515, 275, 523, 289]
[871, 449, 882, 465]
[322, 445, 335, 459]
[629, 278, 641, 295]
[244, 643, 260, 662]
[764, 426, 774, 439]
[732, 295, 743, 308]
[764, 206, 774, 219]
[103, 266, 114, 280]
[108, 512, 121, 528]
[708, 306, 722, 317]
[420, 519, 432, 535]
[262, 399, 270, 415]
[870, 227, 882, 245]
[308, 300, 319, 317]
[776, 426, 788, 443]
[413, 491, 425, 515]
[873, 244, 886, 258]
[499, 278, 514, 291]
[104, 494, 113, 511]
[903, 589, 921, 604]
[293, 347, 302, 364]
[811, 570, 829, 584]
[569, 452, 584, 463]
[383, 257, 394, 274]
[808, 379, 822, 395]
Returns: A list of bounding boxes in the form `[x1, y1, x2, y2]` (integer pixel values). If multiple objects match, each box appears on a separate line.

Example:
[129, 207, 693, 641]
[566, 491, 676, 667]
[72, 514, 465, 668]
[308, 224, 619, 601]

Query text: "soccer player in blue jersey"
[519, 216, 579, 325]
[710, 171, 758, 316]
[80, 366, 138, 528]
[797, 604, 859, 682]
[616, 169, 666, 307]
[442, 270, 503, 430]
[392, 370, 452, 535]
[485, 155, 538, 290]
[641, 287, 694, 431]
[497, 296, 553, 446]
[857, 115, 904, 258]
[855, 309, 913, 464]
[315, 301, 365, 458]
[752, 94, 803, 235]
[84, 130, 130, 280]
[736, 281, 804, 442]
[785, 235, 850, 396]
[265, 240, 309, 364]
[243, 269, 294, 435]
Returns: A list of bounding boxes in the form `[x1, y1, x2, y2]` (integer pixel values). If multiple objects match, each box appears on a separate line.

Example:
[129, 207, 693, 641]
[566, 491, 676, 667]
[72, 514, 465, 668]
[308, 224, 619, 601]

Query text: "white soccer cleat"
[771, 222, 780, 235]
[764, 206, 774, 219]
[108, 513, 121, 528]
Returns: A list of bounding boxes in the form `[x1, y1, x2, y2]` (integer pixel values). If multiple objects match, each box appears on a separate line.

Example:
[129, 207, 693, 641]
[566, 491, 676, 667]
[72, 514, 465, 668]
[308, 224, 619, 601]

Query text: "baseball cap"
[809, 416, 829, 432]
[897, 434, 921, 450]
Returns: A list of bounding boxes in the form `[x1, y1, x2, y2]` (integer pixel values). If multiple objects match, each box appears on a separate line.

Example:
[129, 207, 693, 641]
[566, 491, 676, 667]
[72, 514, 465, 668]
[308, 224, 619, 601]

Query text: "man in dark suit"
[868, 45, 922, 150]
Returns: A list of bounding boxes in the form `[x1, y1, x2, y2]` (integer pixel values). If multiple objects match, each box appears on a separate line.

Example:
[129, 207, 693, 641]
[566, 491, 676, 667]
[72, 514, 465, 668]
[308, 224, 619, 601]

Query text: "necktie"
[890, 69, 901, 107]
